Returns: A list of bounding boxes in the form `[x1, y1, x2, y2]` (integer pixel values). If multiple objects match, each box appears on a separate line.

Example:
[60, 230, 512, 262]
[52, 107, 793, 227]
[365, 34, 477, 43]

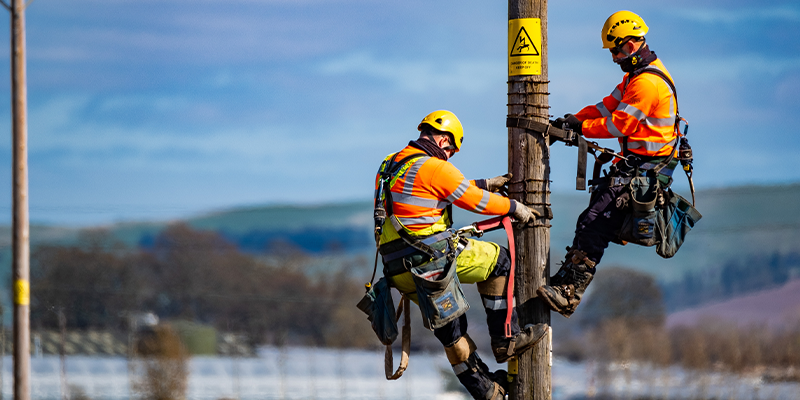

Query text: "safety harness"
[506, 69, 696, 205]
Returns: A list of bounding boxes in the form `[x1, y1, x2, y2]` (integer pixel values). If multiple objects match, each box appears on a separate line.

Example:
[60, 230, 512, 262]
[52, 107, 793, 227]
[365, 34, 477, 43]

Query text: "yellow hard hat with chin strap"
[418, 110, 464, 152]
[601, 10, 649, 49]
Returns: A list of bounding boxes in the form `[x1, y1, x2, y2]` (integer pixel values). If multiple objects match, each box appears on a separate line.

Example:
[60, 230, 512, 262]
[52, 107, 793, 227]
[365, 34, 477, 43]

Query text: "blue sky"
[0, 0, 798, 225]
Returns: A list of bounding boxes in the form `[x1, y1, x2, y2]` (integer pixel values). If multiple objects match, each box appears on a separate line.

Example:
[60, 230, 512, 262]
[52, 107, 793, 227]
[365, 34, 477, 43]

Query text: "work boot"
[491, 323, 549, 363]
[549, 247, 590, 287]
[536, 252, 596, 318]
[480, 363, 509, 393]
[485, 382, 506, 400]
[453, 352, 507, 400]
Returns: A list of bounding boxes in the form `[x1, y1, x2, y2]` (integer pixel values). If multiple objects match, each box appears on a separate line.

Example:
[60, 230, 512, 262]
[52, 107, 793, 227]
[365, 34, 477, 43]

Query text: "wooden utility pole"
[507, 0, 551, 399]
[2, 0, 32, 399]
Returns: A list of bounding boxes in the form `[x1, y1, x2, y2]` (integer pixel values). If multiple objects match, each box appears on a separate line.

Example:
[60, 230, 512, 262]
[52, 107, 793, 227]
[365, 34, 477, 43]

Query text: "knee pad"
[477, 275, 508, 297]
[444, 334, 477, 365]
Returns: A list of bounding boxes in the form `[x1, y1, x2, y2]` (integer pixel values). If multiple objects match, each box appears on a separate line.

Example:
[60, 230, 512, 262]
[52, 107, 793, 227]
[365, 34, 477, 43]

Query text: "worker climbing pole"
[360, 110, 547, 400]
[506, 0, 552, 399]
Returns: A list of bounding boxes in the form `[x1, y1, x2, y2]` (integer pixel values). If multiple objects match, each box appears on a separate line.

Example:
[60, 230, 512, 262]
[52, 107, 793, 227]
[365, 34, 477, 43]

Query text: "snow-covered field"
[7, 348, 800, 400]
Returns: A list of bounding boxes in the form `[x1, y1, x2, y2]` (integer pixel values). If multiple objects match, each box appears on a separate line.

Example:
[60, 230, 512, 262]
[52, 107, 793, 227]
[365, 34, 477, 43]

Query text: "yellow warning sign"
[508, 18, 542, 76]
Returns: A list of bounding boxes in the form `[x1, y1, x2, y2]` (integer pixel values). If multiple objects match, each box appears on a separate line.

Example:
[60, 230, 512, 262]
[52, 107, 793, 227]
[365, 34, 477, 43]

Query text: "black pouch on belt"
[617, 175, 660, 247]
[356, 277, 398, 345]
[656, 189, 702, 259]
[410, 254, 470, 331]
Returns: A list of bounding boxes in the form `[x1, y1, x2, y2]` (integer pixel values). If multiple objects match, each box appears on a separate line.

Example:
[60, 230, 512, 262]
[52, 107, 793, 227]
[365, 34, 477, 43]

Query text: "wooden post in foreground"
[507, 0, 551, 399]
[3, 0, 31, 399]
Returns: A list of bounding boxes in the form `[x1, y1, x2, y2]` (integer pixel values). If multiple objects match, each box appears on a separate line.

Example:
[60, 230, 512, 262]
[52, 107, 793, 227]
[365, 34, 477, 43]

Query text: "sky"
[0, 0, 798, 225]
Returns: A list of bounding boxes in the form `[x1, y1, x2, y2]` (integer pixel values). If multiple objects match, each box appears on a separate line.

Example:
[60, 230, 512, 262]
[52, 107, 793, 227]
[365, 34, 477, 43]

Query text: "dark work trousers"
[433, 246, 519, 346]
[571, 182, 629, 264]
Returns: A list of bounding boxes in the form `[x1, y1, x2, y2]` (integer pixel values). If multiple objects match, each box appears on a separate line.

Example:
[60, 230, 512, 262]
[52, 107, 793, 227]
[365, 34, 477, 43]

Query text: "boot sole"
[535, 286, 574, 319]
[494, 326, 548, 364]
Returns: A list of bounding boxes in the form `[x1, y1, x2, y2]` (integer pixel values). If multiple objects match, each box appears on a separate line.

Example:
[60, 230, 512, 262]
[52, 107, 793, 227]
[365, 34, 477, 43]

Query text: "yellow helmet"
[418, 110, 464, 152]
[601, 10, 649, 49]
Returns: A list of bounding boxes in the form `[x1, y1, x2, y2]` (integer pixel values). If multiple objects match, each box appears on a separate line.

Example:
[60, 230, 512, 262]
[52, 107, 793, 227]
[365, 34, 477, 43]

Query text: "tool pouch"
[356, 277, 398, 346]
[656, 189, 702, 259]
[410, 253, 469, 331]
[617, 175, 660, 247]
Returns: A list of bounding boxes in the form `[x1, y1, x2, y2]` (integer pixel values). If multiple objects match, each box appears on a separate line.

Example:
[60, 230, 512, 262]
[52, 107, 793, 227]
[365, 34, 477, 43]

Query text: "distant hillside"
[666, 279, 800, 329]
[149, 203, 375, 254]
[1, 183, 799, 311]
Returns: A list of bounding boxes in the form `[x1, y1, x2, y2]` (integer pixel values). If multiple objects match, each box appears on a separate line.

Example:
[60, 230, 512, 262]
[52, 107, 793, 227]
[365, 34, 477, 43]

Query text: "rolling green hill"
[1, 183, 798, 310]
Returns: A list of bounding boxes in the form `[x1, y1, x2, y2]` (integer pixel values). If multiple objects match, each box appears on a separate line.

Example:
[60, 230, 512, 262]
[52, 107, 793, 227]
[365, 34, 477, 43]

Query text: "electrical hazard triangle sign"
[510, 26, 540, 57]
[508, 18, 542, 76]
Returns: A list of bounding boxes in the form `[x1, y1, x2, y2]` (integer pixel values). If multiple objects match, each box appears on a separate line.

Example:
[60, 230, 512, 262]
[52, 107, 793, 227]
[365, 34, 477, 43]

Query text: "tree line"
[30, 223, 375, 348]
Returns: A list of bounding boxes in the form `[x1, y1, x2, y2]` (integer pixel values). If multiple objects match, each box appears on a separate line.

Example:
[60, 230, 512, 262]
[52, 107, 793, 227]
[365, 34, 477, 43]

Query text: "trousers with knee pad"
[433, 246, 520, 345]
[445, 335, 505, 400]
[477, 246, 520, 339]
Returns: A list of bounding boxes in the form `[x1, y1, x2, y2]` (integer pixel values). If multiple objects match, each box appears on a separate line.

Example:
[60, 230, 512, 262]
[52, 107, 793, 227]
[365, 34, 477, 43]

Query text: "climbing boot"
[485, 382, 506, 400]
[479, 362, 509, 394]
[549, 247, 580, 287]
[490, 323, 548, 363]
[452, 351, 507, 400]
[536, 251, 596, 318]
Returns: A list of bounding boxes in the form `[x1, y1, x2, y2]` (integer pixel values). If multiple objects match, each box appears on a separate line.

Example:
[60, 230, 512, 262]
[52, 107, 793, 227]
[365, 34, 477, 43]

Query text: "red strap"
[473, 215, 516, 338]
[501, 216, 515, 338]
[473, 215, 505, 232]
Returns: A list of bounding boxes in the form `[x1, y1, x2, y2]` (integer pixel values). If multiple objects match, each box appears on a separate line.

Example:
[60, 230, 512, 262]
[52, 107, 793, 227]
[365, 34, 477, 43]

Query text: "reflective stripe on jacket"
[575, 59, 678, 158]
[376, 145, 512, 245]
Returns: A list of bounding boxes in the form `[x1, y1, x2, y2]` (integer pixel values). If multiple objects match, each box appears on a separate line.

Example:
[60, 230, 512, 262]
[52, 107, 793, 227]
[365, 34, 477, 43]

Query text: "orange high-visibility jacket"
[575, 59, 678, 158]
[376, 144, 512, 240]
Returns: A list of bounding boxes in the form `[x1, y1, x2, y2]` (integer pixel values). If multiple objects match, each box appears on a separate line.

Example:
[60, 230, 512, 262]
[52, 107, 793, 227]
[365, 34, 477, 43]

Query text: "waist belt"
[639, 162, 675, 177]
[592, 161, 675, 188]
[609, 176, 633, 187]
[381, 231, 455, 264]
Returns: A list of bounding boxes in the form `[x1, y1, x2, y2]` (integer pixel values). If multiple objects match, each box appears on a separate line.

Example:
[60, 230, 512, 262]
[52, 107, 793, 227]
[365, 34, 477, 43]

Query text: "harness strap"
[577, 136, 588, 191]
[380, 153, 449, 260]
[380, 231, 454, 264]
[385, 295, 410, 380]
[501, 217, 515, 338]
[387, 214, 446, 260]
[623, 68, 681, 174]
[473, 216, 516, 338]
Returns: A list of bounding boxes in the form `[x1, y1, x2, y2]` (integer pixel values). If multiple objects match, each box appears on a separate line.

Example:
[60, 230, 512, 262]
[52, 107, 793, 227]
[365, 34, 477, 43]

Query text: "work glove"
[551, 114, 583, 135]
[551, 114, 583, 145]
[510, 200, 540, 226]
[485, 173, 512, 196]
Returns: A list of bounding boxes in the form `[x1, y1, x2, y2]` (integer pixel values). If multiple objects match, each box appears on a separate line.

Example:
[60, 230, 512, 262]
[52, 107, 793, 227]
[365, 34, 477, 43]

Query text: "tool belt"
[379, 231, 461, 271]
[608, 169, 702, 258]
[409, 247, 470, 330]
[383, 232, 471, 331]
[616, 174, 662, 247]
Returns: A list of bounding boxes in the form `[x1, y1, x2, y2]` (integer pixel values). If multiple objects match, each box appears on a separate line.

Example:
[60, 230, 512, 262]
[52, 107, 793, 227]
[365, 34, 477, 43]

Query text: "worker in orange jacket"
[537, 11, 680, 318]
[376, 110, 546, 400]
